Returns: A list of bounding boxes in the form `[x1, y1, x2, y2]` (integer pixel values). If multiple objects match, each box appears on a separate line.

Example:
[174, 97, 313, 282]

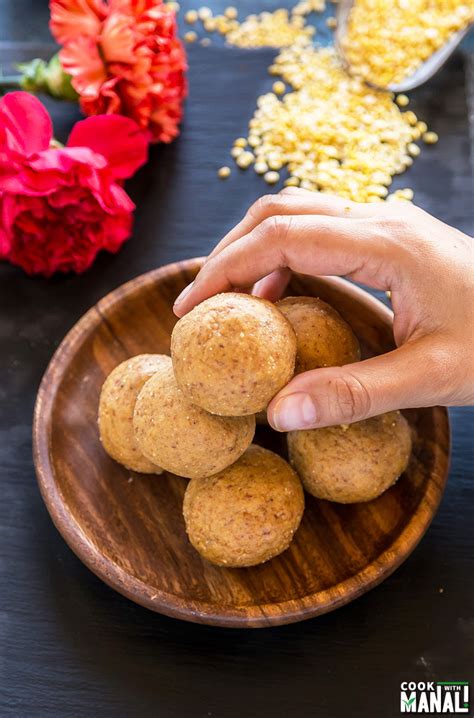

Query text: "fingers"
[267, 338, 448, 431]
[205, 190, 381, 266]
[253, 268, 292, 302]
[174, 214, 397, 316]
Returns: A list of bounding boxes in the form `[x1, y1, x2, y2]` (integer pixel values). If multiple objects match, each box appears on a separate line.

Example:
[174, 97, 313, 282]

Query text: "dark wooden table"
[1, 2, 473, 716]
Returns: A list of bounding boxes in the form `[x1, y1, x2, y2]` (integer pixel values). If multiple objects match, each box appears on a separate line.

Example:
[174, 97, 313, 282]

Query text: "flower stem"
[17, 56, 78, 101]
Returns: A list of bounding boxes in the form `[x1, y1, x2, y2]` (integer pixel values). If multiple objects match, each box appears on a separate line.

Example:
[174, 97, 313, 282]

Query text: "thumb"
[267, 339, 448, 431]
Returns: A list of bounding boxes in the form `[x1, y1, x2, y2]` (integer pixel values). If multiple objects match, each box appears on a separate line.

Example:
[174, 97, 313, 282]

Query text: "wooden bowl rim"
[33, 259, 450, 627]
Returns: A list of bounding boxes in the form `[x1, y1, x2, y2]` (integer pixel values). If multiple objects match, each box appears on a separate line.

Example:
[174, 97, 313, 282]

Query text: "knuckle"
[370, 215, 409, 243]
[327, 370, 372, 422]
[250, 194, 281, 219]
[368, 214, 438, 278]
[260, 214, 293, 241]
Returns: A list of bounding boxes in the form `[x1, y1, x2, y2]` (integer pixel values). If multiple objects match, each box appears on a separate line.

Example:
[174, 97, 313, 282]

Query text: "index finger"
[205, 190, 382, 265]
[174, 214, 395, 316]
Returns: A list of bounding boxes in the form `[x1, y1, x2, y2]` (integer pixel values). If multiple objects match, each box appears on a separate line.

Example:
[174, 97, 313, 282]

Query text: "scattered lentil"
[272, 80, 286, 95]
[254, 161, 269, 174]
[198, 6, 212, 20]
[387, 188, 415, 201]
[343, 0, 474, 88]
[292, 0, 326, 15]
[248, 135, 261, 148]
[218, 166, 231, 179]
[194, 4, 439, 199]
[185, 9, 198, 23]
[225, 9, 315, 48]
[404, 111, 418, 126]
[231, 45, 429, 201]
[184, 30, 197, 43]
[236, 151, 255, 169]
[264, 170, 280, 184]
[204, 17, 217, 31]
[396, 94, 410, 107]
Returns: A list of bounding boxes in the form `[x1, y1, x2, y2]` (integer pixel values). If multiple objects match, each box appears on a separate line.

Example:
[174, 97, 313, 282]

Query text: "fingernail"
[253, 279, 265, 297]
[272, 393, 317, 431]
[174, 281, 193, 307]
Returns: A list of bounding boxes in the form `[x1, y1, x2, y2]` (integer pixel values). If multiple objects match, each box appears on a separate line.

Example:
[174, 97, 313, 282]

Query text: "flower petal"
[0, 198, 12, 258]
[100, 11, 136, 64]
[0, 92, 52, 155]
[109, 181, 136, 212]
[67, 114, 149, 179]
[50, 0, 187, 144]
[31, 146, 107, 172]
[49, 0, 107, 44]
[0, 147, 107, 195]
[59, 39, 107, 98]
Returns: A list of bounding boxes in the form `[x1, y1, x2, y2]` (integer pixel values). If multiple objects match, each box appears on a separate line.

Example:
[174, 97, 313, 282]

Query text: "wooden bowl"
[33, 259, 450, 628]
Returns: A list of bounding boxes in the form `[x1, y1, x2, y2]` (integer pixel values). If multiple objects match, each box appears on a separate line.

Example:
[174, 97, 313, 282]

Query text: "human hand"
[174, 189, 474, 431]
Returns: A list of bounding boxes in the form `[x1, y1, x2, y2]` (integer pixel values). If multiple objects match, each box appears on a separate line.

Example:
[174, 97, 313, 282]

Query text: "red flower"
[0, 91, 148, 276]
[49, 0, 188, 143]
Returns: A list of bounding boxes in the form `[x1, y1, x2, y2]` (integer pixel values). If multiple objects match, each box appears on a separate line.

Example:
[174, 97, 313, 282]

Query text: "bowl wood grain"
[33, 259, 450, 627]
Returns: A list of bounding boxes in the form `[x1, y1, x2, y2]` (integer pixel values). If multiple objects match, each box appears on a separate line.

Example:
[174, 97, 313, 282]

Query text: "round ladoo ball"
[171, 292, 297, 416]
[98, 354, 170, 473]
[288, 411, 412, 503]
[133, 364, 255, 479]
[276, 296, 360, 373]
[183, 445, 305, 567]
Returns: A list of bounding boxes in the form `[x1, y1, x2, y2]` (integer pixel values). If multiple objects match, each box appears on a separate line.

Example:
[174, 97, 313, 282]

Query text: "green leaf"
[15, 54, 78, 101]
